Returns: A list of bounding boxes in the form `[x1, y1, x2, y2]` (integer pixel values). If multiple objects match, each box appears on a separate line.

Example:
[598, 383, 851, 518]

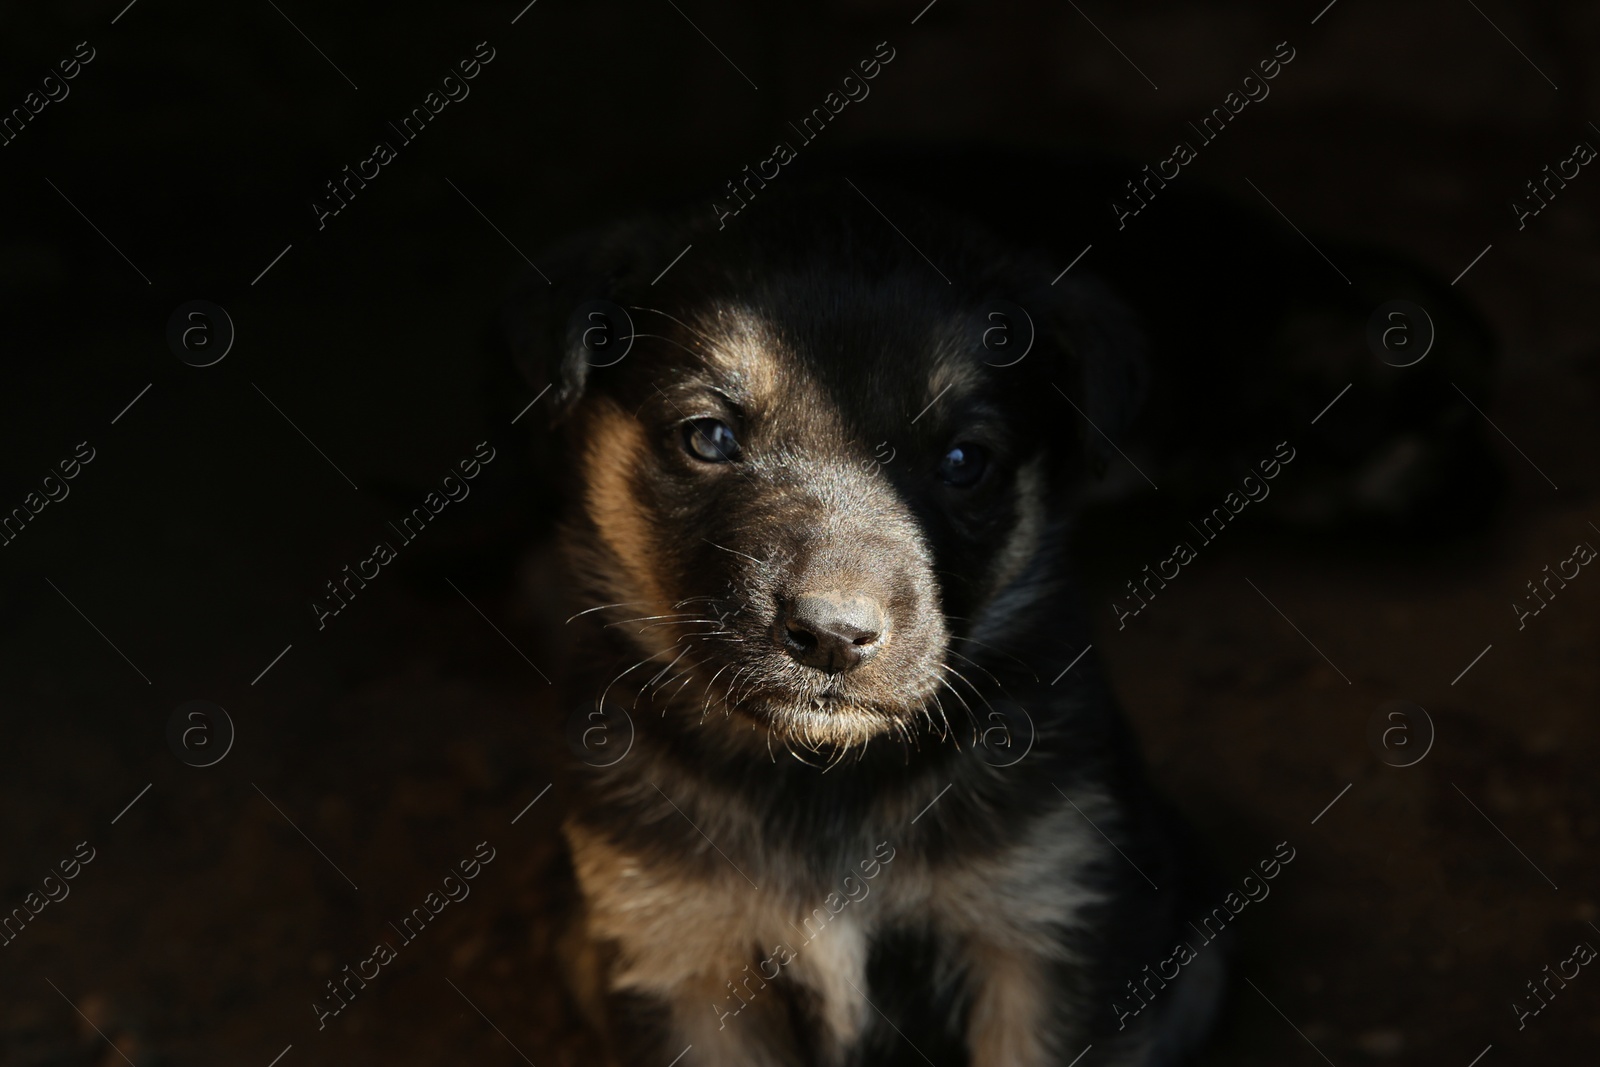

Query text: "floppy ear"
[1017, 273, 1149, 479]
[499, 219, 661, 425]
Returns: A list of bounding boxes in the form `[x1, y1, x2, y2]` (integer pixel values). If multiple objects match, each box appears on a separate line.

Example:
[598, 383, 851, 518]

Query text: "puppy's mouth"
[679, 596, 949, 751]
[727, 684, 924, 751]
[619, 536, 953, 750]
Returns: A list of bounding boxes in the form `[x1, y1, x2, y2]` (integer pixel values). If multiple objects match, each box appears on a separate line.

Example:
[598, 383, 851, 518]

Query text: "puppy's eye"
[683, 418, 741, 463]
[938, 443, 988, 487]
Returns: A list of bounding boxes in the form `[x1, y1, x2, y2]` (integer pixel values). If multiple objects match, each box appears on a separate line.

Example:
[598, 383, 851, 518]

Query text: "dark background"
[1, 0, 1596, 1064]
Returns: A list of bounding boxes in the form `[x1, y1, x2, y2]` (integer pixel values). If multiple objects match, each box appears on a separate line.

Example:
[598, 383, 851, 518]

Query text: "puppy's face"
[527, 192, 1140, 754]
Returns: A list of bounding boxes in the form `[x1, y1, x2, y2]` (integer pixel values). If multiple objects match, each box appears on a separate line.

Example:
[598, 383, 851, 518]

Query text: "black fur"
[514, 177, 1226, 1066]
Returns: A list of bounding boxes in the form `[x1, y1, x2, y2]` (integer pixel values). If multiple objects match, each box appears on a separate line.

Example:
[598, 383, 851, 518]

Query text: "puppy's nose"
[780, 593, 886, 673]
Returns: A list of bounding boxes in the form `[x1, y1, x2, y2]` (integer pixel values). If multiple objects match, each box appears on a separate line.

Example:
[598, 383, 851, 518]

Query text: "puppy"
[510, 182, 1224, 1066]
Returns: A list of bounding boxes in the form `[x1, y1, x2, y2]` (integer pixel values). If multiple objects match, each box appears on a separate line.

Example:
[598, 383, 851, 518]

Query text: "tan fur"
[964, 944, 1057, 1065]
[927, 794, 1109, 1065]
[922, 337, 986, 422]
[556, 903, 609, 1033]
[987, 453, 1048, 599]
[786, 912, 870, 1058]
[694, 303, 785, 406]
[566, 820, 757, 995]
[923, 796, 1107, 950]
[567, 816, 853, 1066]
[568, 788, 1110, 1067]
[555, 196, 1183, 1066]
[969, 454, 1053, 649]
[579, 401, 679, 660]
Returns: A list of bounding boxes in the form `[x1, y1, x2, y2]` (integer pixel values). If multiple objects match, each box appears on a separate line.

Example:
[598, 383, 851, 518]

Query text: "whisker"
[730, 666, 761, 708]
[822, 733, 855, 773]
[655, 658, 699, 695]
[636, 617, 724, 633]
[667, 668, 700, 705]
[938, 664, 999, 748]
[675, 631, 743, 650]
[723, 666, 757, 717]
[629, 331, 706, 360]
[603, 612, 701, 629]
[934, 676, 981, 745]
[927, 688, 953, 742]
[637, 647, 690, 707]
[703, 539, 767, 565]
[946, 628, 1039, 679]
[700, 661, 737, 721]
[943, 647, 1006, 690]
[932, 568, 981, 595]
[599, 649, 671, 711]
[626, 305, 720, 350]
[567, 600, 652, 624]
[786, 736, 825, 768]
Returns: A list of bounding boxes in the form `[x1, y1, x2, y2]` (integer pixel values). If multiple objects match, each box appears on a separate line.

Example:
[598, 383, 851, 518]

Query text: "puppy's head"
[511, 185, 1143, 754]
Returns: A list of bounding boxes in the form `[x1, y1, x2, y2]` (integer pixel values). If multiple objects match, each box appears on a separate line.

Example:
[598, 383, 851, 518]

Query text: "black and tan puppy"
[512, 183, 1223, 1066]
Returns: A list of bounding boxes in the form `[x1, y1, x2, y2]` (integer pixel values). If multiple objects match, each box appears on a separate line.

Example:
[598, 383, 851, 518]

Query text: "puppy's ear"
[1017, 274, 1148, 478]
[500, 221, 655, 425]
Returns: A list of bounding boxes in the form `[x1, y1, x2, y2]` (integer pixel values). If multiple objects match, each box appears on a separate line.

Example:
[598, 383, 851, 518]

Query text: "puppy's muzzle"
[778, 592, 887, 673]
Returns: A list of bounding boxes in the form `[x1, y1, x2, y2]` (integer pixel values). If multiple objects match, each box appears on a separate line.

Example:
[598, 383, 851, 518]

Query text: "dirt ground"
[1, 0, 1596, 1064]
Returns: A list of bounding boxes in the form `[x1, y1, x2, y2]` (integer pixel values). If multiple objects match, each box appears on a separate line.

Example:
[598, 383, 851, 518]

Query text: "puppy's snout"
[779, 592, 887, 673]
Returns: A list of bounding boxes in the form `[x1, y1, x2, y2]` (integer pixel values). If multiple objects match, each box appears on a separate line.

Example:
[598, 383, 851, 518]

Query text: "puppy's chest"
[569, 813, 929, 972]
[568, 795, 1110, 1059]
